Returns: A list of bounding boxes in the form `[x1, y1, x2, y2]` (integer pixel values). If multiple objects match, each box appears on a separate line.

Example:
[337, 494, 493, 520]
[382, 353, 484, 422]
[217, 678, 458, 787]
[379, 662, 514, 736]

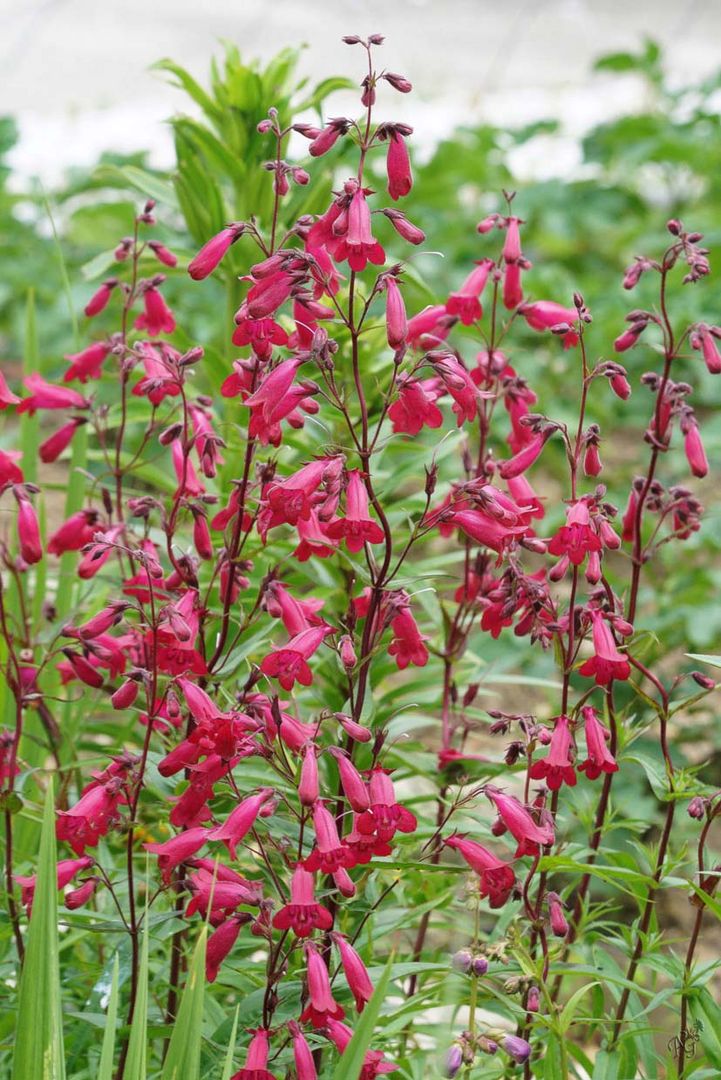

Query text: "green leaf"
[13, 778, 66, 1080]
[219, 1006, 240, 1080]
[97, 955, 120, 1080]
[331, 955, 394, 1080]
[124, 922, 149, 1080]
[688, 989, 721, 1069]
[686, 653, 721, 669]
[161, 927, 207, 1080]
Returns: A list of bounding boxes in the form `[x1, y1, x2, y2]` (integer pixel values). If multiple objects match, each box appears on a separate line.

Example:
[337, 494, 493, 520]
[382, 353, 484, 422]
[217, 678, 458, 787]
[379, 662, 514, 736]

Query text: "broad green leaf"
[13, 778, 66, 1080]
[161, 927, 207, 1080]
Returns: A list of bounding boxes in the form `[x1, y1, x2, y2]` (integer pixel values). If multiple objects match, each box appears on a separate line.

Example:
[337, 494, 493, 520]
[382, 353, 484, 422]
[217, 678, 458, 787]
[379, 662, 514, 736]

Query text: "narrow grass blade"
[331, 954, 394, 1080]
[97, 955, 120, 1080]
[124, 924, 149, 1080]
[12, 777, 66, 1080]
[219, 1006, 239, 1080]
[161, 926, 207, 1080]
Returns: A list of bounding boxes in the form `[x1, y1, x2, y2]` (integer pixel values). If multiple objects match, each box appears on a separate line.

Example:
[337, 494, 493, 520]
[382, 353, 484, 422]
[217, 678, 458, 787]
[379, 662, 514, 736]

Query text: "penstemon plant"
[1, 31, 720, 1080]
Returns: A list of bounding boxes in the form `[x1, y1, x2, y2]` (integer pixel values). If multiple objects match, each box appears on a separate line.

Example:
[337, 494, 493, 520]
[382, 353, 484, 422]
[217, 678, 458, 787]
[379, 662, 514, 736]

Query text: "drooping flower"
[289, 1021, 317, 1080]
[446, 260, 494, 325]
[325, 470, 385, 553]
[209, 788, 274, 860]
[388, 377, 443, 435]
[388, 604, 429, 669]
[300, 941, 345, 1027]
[134, 286, 176, 335]
[385, 129, 413, 200]
[143, 827, 209, 883]
[577, 705, 618, 779]
[528, 714, 577, 791]
[332, 932, 374, 1011]
[272, 865, 333, 937]
[548, 501, 602, 566]
[188, 223, 245, 280]
[484, 786, 554, 857]
[260, 626, 331, 691]
[229, 1027, 276, 1080]
[206, 914, 251, 982]
[63, 342, 111, 383]
[444, 835, 515, 908]
[518, 300, 579, 348]
[578, 610, 631, 685]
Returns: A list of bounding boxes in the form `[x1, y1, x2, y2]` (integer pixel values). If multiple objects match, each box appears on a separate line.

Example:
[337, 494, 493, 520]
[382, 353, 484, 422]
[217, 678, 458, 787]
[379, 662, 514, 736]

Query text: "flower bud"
[451, 949, 473, 973]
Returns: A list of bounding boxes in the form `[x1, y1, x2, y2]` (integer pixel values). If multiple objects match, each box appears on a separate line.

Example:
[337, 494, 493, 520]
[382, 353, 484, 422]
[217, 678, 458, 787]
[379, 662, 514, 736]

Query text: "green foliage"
[0, 34, 720, 1080]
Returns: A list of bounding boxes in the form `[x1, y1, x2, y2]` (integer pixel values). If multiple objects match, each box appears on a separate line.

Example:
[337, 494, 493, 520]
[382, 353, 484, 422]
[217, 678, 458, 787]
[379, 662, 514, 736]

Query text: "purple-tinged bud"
[688, 796, 707, 819]
[472, 955, 488, 976]
[445, 1046, 464, 1078]
[691, 671, 715, 690]
[547, 891, 568, 937]
[451, 949, 473, 973]
[526, 985, 540, 1012]
[500, 1034, 531, 1064]
[383, 71, 412, 93]
[111, 679, 139, 710]
[667, 219, 683, 236]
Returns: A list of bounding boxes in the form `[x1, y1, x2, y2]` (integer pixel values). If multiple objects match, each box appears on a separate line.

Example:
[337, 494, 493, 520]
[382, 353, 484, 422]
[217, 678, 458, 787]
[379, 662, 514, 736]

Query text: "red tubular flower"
[444, 835, 515, 908]
[272, 865, 332, 937]
[325, 1019, 397, 1078]
[406, 304, 452, 350]
[691, 324, 721, 374]
[484, 786, 554, 857]
[547, 891, 569, 937]
[325, 470, 385, 553]
[300, 942, 345, 1027]
[446, 259, 494, 325]
[56, 781, 125, 855]
[0, 449, 24, 486]
[332, 185, 385, 271]
[430, 353, 483, 425]
[134, 286, 176, 335]
[143, 827, 209, 883]
[63, 342, 110, 383]
[64, 877, 99, 910]
[188, 224, 244, 280]
[385, 275, 407, 348]
[260, 626, 331, 691]
[329, 747, 370, 811]
[503, 261, 523, 310]
[681, 414, 709, 478]
[308, 118, 349, 157]
[333, 932, 374, 1011]
[518, 300, 579, 348]
[388, 605, 429, 669]
[388, 377, 443, 435]
[289, 1022, 317, 1080]
[356, 768, 417, 843]
[0, 370, 20, 408]
[148, 241, 177, 267]
[450, 509, 526, 554]
[15, 493, 43, 564]
[228, 1029, 277, 1080]
[498, 432, 549, 479]
[48, 510, 100, 556]
[304, 800, 356, 873]
[186, 862, 263, 924]
[84, 279, 116, 317]
[39, 418, 85, 464]
[246, 270, 295, 319]
[17, 373, 89, 414]
[15, 855, 94, 915]
[577, 705, 619, 779]
[386, 130, 413, 200]
[578, 610, 631, 686]
[548, 500, 602, 566]
[209, 788, 274, 860]
[206, 914, 251, 982]
[528, 714, 577, 791]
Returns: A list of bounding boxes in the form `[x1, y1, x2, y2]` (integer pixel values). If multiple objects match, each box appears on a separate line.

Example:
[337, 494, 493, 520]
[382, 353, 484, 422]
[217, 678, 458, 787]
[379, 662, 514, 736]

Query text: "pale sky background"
[2, 0, 720, 184]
